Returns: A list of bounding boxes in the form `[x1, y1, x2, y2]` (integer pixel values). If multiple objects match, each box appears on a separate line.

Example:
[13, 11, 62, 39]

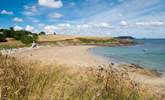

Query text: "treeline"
[0, 27, 38, 44]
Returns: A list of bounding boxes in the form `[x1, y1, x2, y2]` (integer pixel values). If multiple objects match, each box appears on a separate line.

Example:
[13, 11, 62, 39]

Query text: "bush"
[0, 33, 6, 42]
[3, 29, 12, 37]
[20, 34, 38, 45]
[20, 35, 34, 44]
[39, 31, 46, 35]
[13, 32, 22, 40]
[0, 28, 39, 45]
[13, 30, 31, 40]
[32, 34, 38, 41]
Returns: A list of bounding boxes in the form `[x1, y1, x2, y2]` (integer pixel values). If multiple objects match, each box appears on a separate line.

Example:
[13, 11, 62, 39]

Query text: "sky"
[0, 0, 165, 38]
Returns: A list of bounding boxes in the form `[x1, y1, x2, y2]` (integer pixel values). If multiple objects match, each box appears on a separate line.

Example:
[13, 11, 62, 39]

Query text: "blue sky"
[0, 0, 165, 38]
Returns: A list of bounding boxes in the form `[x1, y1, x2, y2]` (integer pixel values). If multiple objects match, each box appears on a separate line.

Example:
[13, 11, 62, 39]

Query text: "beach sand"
[12, 45, 165, 94]
[12, 45, 108, 67]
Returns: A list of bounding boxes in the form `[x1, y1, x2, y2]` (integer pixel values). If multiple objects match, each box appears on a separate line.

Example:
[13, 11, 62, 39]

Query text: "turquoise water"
[90, 39, 165, 72]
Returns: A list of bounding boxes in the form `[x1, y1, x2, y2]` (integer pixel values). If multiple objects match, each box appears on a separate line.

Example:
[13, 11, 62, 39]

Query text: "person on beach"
[31, 41, 37, 48]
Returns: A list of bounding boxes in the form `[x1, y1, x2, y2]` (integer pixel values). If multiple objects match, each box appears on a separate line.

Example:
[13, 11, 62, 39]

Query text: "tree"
[20, 35, 33, 44]
[3, 29, 12, 37]
[10, 27, 14, 31]
[39, 31, 46, 35]
[32, 34, 38, 41]
[20, 33, 38, 45]
[0, 27, 38, 44]
[0, 32, 6, 42]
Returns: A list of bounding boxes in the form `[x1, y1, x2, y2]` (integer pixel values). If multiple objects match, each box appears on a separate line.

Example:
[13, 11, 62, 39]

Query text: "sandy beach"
[11, 45, 165, 95]
[12, 45, 108, 67]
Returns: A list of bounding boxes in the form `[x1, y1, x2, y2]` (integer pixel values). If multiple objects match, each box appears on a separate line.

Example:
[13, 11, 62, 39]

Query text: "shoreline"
[88, 46, 165, 94]
[3, 45, 165, 94]
[2, 45, 164, 77]
[3, 45, 164, 77]
[90, 44, 165, 74]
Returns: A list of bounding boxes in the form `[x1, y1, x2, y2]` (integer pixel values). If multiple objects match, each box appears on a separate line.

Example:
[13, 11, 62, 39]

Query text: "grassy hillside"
[38, 35, 135, 46]
[38, 34, 80, 42]
[0, 35, 135, 50]
[0, 54, 161, 100]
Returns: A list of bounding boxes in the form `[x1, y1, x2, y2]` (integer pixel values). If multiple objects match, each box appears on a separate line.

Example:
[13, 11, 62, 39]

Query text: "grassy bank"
[0, 38, 26, 50]
[0, 35, 136, 50]
[38, 35, 136, 46]
[0, 54, 161, 100]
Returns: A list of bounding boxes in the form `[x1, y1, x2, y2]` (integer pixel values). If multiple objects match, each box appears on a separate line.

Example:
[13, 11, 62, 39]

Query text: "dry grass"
[38, 35, 118, 46]
[0, 54, 163, 100]
[38, 35, 113, 42]
[0, 38, 25, 49]
[38, 35, 79, 42]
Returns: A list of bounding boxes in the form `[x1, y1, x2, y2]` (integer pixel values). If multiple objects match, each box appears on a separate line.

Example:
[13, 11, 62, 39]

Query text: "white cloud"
[57, 23, 71, 28]
[22, 12, 35, 16]
[14, 26, 23, 31]
[43, 25, 58, 34]
[76, 23, 112, 28]
[48, 13, 63, 19]
[0, 10, 13, 15]
[24, 5, 37, 12]
[28, 17, 40, 23]
[93, 22, 112, 28]
[77, 24, 91, 28]
[38, 23, 45, 27]
[25, 25, 34, 32]
[40, 24, 72, 34]
[23, 5, 38, 16]
[38, 0, 63, 8]
[32, 19, 40, 23]
[13, 17, 23, 23]
[120, 20, 128, 26]
[135, 21, 165, 26]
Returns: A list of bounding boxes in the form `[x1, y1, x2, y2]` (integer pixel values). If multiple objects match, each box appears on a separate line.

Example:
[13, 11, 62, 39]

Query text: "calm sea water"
[90, 39, 165, 72]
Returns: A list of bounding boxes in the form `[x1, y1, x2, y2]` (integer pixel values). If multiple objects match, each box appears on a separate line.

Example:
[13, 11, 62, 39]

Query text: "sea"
[90, 39, 165, 72]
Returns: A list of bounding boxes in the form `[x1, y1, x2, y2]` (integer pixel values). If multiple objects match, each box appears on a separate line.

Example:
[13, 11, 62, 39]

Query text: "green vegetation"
[21, 34, 38, 44]
[38, 37, 120, 46]
[0, 38, 25, 50]
[76, 37, 117, 44]
[115, 36, 135, 40]
[39, 31, 46, 35]
[0, 28, 38, 45]
[0, 54, 161, 100]
[0, 33, 6, 42]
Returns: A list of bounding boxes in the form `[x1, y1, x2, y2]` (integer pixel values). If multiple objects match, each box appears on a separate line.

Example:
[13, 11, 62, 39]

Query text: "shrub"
[20, 34, 38, 45]
[0, 28, 38, 45]
[13, 30, 30, 40]
[3, 29, 12, 37]
[32, 34, 38, 41]
[0, 33, 6, 42]
[20, 35, 34, 44]
[13, 32, 22, 40]
[39, 32, 46, 35]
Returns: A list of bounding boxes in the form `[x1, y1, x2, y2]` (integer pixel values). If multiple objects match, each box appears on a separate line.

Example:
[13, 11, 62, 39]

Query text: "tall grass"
[0, 54, 162, 100]
[38, 37, 119, 46]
